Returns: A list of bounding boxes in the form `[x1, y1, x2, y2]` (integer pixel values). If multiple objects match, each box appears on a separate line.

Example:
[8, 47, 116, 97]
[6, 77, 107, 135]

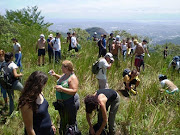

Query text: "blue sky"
[0, 0, 180, 21]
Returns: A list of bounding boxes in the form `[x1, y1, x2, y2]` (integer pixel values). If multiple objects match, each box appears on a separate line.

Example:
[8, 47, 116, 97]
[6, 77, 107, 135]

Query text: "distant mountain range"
[85, 27, 108, 38]
[156, 37, 180, 45]
[48, 20, 180, 45]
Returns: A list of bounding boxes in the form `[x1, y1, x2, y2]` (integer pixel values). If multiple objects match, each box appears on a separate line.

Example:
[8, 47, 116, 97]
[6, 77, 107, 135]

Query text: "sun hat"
[105, 53, 114, 61]
[48, 34, 53, 38]
[40, 34, 45, 38]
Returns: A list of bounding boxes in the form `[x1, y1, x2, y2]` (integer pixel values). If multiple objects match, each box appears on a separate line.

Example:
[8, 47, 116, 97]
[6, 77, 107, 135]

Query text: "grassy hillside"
[0, 39, 180, 135]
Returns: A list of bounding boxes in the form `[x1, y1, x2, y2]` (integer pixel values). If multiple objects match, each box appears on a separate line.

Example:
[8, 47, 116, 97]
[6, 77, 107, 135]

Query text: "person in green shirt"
[50, 60, 81, 134]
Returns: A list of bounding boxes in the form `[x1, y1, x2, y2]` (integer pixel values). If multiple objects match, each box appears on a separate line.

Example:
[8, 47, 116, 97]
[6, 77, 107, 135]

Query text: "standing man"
[96, 53, 114, 89]
[71, 32, 78, 52]
[133, 40, 145, 72]
[141, 40, 150, 71]
[47, 34, 53, 63]
[49, 33, 61, 63]
[67, 32, 72, 51]
[36, 34, 46, 66]
[107, 33, 114, 52]
[101, 34, 107, 56]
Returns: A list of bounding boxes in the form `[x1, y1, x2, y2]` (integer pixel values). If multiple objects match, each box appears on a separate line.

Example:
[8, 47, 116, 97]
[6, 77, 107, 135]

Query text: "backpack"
[122, 68, 131, 77]
[172, 56, 180, 63]
[0, 62, 16, 89]
[92, 60, 102, 74]
[65, 124, 81, 135]
[97, 39, 102, 47]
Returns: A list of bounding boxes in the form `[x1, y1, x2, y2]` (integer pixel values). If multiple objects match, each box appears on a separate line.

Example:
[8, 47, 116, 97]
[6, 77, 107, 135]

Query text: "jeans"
[55, 50, 61, 63]
[48, 49, 54, 63]
[15, 53, 23, 72]
[122, 50, 127, 61]
[6, 80, 23, 114]
[98, 79, 109, 89]
[98, 92, 120, 135]
[58, 93, 80, 135]
[0, 85, 7, 98]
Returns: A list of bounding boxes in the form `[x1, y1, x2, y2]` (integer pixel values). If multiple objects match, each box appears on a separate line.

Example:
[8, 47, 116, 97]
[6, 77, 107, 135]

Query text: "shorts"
[135, 56, 143, 67]
[38, 49, 45, 56]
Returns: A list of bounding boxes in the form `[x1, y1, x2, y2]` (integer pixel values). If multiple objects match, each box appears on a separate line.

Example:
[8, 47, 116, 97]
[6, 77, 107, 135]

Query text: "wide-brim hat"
[48, 34, 53, 38]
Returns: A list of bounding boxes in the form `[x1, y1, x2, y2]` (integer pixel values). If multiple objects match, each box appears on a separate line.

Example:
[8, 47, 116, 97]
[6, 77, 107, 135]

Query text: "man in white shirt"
[50, 33, 61, 63]
[96, 53, 114, 89]
[71, 32, 78, 52]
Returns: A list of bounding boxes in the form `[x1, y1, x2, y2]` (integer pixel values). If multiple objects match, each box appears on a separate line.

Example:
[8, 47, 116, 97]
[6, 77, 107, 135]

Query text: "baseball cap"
[48, 34, 53, 38]
[40, 34, 45, 38]
[105, 53, 114, 61]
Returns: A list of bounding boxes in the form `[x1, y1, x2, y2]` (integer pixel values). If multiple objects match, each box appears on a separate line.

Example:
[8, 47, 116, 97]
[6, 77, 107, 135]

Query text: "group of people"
[96, 33, 151, 72]
[36, 31, 79, 66]
[0, 32, 179, 135]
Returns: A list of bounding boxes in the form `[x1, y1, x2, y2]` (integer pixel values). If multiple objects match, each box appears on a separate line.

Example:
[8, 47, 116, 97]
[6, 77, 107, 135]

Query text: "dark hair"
[18, 71, 48, 112]
[143, 39, 148, 43]
[159, 75, 167, 81]
[67, 32, 70, 34]
[5, 52, 13, 62]
[131, 69, 137, 75]
[84, 95, 99, 113]
[110, 33, 113, 36]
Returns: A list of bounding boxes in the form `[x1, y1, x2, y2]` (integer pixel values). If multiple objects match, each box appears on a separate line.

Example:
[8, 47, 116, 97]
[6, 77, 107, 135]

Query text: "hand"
[19, 73, 23, 76]
[50, 70, 56, 76]
[148, 54, 150, 57]
[55, 85, 63, 92]
[90, 127, 95, 135]
[51, 125, 56, 134]
[95, 130, 101, 135]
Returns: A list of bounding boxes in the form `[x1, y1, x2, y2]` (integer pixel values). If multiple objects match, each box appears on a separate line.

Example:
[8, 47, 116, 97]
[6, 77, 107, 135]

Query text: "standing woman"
[51, 60, 81, 134]
[12, 38, 23, 72]
[4, 52, 23, 115]
[18, 71, 56, 135]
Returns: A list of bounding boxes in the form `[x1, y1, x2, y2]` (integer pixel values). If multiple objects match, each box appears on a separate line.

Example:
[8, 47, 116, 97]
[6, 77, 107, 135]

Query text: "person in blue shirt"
[101, 34, 107, 57]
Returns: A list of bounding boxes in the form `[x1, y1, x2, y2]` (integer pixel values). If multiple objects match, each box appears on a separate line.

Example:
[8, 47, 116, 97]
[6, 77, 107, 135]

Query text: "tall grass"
[0, 38, 179, 135]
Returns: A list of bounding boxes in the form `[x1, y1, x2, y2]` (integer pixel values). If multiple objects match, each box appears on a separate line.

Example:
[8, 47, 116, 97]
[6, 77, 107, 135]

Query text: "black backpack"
[122, 68, 131, 77]
[92, 60, 104, 74]
[0, 62, 16, 89]
[65, 124, 81, 135]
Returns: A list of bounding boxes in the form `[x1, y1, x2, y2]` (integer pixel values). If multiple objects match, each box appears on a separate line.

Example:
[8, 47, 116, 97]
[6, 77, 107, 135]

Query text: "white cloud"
[0, 0, 180, 20]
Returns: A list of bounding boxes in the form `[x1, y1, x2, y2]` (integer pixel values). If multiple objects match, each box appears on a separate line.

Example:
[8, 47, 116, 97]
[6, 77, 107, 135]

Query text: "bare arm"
[96, 97, 108, 134]
[56, 75, 78, 95]
[51, 70, 62, 79]
[13, 68, 23, 78]
[21, 104, 35, 135]
[86, 113, 95, 135]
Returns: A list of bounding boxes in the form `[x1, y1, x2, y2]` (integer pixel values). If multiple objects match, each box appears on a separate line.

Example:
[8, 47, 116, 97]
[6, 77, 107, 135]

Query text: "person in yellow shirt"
[123, 69, 140, 94]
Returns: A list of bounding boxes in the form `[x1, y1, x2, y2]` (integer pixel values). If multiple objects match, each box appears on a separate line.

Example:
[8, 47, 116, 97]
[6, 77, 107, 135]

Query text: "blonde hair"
[0, 50, 5, 56]
[62, 60, 74, 72]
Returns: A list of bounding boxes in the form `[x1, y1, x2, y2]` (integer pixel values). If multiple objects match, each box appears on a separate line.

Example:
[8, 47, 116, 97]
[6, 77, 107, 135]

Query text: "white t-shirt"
[168, 61, 180, 70]
[13, 43, 21, 54]
[96, 58, 110, 80]
[8, 61, 18, 73]
[71, 36, 77, 48]
[51, 37, 61, 51]
[122, 44, 127, 51]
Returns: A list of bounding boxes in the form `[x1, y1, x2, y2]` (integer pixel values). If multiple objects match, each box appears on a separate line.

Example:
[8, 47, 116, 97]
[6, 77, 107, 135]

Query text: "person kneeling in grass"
[84, 89, 120, 135]
[158, 74, 179, 94]
[123, 69, 140, 95]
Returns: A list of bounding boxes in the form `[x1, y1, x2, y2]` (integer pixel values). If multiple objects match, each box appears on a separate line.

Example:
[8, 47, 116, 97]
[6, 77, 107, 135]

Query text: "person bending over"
[158, 74, 179, 94]
[84, 89, 120, 135]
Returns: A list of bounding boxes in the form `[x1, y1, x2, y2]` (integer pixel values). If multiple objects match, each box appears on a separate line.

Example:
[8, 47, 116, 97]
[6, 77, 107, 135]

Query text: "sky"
[0, 0, 180, 22]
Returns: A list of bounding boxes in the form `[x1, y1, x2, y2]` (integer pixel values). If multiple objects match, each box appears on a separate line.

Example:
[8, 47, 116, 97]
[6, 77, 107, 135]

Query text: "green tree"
[69, 28, 90, 42]
[0, 15, 18, 51]
[5, 6, 52, 28]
